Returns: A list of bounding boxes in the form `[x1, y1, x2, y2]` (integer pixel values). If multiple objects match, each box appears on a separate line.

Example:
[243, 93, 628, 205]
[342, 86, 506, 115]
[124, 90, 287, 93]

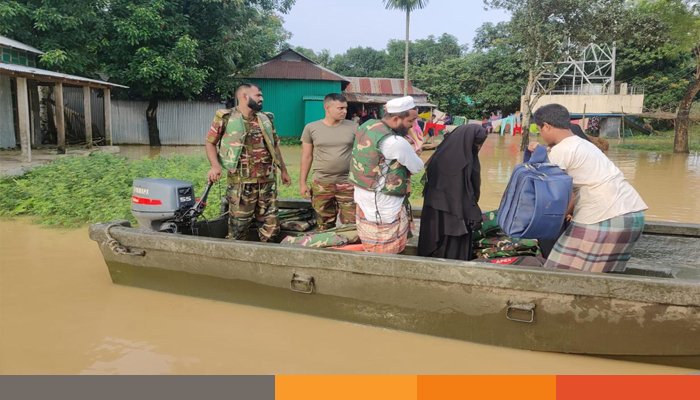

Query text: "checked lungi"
[356, 206, 409, 254]
[544, 211, 645, 273]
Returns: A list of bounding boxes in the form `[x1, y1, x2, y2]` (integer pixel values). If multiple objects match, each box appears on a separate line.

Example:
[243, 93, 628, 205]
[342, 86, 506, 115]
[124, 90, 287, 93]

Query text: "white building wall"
[522, 94, 645, 114]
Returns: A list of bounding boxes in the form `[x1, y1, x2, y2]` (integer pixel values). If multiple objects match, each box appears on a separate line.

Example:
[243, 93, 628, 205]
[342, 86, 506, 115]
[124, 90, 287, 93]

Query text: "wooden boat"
[89, 201, 700, 369]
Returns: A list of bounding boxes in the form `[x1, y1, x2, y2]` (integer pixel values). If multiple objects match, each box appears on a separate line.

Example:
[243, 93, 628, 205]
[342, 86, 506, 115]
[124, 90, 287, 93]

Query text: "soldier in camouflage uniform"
[300, 93, 358, 230]
[205, 83, 291, 242]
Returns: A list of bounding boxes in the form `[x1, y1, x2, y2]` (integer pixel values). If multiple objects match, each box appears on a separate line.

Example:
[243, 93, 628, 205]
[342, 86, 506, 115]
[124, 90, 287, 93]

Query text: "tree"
[484, 0, 622, 149]
[102, 0, 292, 145]
[329, 46, 389, 77]
[292, 46, 333, 68]
[382, 33, 464, 77]
[641, 0, 700, 153]
[1, 0, 292, 146]
[0, 0, 107, 75]
[383, 0, 429, 95]
[615, 4, 694, 115]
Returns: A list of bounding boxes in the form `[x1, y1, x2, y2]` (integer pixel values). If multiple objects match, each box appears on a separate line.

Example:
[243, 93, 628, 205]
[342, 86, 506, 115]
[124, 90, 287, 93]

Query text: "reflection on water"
[120, 135, 700, 223]
[0, 219, 695, 374]
[81, 337, 182, 375]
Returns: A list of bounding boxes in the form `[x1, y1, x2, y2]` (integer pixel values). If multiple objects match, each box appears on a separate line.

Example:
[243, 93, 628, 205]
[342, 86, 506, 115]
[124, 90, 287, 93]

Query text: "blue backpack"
[497, 146, 573, 239]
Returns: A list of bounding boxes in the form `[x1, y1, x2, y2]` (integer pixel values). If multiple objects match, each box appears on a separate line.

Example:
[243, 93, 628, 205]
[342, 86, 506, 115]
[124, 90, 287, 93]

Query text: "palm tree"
[383, 0, 430, 95]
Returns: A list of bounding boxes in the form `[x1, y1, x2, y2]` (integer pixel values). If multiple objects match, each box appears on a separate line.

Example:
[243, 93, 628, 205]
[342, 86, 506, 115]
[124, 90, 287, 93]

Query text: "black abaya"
[418, 124, 487, 260]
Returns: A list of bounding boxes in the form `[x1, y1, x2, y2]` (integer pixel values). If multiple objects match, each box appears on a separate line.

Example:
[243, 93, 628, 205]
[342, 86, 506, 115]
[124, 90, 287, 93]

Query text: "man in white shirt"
[528, 104, 648, 273]
[348, 96, 424, 253]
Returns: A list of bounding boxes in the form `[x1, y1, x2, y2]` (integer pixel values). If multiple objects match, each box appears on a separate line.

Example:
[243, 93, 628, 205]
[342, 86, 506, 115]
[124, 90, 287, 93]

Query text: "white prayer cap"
[385, 96, 416, 113]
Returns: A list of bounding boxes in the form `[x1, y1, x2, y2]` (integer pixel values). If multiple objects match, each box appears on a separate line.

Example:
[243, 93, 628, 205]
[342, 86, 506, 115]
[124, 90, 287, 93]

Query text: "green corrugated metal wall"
[303, 96, 325, 126]
[250, 79, 341, 137]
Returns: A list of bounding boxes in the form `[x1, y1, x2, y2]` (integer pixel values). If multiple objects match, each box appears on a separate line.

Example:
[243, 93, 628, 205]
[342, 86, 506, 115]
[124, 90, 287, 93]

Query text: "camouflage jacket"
[215, 108, 279, 175]
[348, 119, 410, 196]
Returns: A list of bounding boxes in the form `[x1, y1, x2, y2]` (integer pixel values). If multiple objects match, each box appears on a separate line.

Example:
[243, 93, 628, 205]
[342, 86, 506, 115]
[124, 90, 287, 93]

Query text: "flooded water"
[0, 219, 695, 374]
[120, 135, 700, 223]
[1, 135, 698, 374]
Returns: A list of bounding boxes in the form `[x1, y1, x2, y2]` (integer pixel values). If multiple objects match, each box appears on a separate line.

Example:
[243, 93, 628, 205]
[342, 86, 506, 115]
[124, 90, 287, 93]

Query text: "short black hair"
[324, 93, 347, 104]
[532, 104, 571, 129]
[235, 82, 260, 97]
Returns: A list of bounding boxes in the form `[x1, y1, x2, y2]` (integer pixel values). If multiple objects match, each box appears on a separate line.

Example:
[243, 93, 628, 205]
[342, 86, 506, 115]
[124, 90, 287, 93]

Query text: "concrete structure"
[523, 92, 644, 115]
[523, 43, 646, 138]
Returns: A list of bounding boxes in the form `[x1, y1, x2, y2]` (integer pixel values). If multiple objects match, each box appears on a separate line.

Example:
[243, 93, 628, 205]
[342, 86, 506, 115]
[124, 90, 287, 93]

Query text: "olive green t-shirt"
[301, 119, 358, 183]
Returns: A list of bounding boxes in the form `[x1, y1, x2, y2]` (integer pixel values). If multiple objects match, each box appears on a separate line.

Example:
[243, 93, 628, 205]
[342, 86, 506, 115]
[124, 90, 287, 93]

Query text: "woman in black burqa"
[418, 124, 488, 260]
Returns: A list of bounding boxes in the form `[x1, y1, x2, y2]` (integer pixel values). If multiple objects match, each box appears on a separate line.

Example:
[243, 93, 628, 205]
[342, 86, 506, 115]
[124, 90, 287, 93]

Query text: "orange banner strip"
[418, 375, 556, 400]
[275, 375, 417, 400]
[557, 375, 700, 400]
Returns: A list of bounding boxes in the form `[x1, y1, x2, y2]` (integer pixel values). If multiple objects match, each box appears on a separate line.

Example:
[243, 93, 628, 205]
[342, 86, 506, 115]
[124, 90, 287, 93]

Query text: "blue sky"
[281, 0, 511, 55]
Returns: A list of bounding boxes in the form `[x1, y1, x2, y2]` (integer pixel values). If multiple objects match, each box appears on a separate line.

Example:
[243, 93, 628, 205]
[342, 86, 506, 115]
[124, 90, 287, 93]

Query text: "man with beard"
[205, 83, 291, 242]
[349, 96, 424, 253]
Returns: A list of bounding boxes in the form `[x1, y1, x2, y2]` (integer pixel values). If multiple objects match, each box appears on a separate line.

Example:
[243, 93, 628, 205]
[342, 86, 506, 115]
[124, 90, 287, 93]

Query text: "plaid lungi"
[544, 211, 645, 273]
[356, 205, 410, 254]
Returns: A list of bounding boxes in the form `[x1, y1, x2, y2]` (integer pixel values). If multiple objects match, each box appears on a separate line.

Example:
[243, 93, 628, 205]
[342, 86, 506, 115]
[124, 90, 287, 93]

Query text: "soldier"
[205, 83, 291, 242]
[349, 96, 424, 254]
[299, 93, 358, 230]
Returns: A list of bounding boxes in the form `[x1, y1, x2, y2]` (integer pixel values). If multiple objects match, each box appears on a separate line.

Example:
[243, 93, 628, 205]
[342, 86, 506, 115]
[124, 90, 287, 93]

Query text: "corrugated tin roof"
[0, 63, 127, 88]
[247, 49, 348, 82]
[344, 93, 435, 107]
[0, 35, 44, 55]
[344, 77, 428, 96]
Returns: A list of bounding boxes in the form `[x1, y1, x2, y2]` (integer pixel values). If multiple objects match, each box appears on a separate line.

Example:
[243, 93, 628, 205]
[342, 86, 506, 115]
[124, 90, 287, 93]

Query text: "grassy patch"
[616, 124, 700, 152]
[0, 150, 427, 227]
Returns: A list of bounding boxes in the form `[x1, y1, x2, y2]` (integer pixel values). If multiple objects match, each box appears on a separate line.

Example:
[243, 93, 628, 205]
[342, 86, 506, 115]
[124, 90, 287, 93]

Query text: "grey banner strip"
[0, 375, 274, 400]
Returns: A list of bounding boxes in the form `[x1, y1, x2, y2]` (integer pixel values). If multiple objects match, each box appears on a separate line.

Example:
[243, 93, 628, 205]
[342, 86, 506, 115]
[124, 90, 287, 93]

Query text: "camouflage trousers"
[311, 180, 356, 230]
[227, 180, 279, 242]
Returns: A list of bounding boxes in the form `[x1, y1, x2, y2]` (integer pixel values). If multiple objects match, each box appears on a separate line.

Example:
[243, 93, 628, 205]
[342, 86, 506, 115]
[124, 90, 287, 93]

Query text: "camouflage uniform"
[206, 107, 281, 242]
[471, 210, 541, 259]
[311, 181, 356, 230]
[348, 120, 411, 195]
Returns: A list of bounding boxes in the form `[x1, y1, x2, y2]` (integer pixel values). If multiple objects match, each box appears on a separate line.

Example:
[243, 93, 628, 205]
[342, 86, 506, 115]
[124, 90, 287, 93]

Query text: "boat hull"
[89, 221, 700, 369]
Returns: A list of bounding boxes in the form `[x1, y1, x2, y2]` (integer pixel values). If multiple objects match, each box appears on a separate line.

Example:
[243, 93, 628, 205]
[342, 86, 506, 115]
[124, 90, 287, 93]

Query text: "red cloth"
[424, 122, 446, 137]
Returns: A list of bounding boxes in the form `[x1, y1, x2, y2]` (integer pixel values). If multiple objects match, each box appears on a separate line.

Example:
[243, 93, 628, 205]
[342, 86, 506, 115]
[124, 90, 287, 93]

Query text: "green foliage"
[1, 1, 293, 101]
[412, 32, 525, 117]
[382, 0, 430, 13]
[330, 47, 389, 77]
[615, 1, 699, 111]
[0, 149, 428, 227]
[385, 33, 465, 77]
[0, 0, 108, 75]
[0, 152, 215, 227]
[616, 124, 700, 152]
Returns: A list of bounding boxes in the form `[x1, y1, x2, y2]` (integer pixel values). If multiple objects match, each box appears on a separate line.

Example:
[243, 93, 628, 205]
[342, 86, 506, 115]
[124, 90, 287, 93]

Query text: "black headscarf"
[570, 123, 592, 142]
[418, 124, 488, 260]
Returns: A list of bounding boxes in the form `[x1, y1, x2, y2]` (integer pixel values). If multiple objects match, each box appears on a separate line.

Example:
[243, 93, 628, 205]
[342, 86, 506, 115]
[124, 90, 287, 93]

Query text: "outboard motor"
[131, 178, 210, 233]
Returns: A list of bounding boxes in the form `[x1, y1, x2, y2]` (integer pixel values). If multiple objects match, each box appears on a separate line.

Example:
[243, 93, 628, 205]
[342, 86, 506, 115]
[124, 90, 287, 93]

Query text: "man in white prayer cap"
[348, 96, 424, 253]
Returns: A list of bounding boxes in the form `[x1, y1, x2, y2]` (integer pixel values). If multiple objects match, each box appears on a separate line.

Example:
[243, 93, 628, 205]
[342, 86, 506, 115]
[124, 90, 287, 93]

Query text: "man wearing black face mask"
[205, 83, 291, 242]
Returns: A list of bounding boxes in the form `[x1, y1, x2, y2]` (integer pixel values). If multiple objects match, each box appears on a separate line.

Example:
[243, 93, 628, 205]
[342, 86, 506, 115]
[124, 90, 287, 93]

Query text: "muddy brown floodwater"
[1, 135, 698, 374]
